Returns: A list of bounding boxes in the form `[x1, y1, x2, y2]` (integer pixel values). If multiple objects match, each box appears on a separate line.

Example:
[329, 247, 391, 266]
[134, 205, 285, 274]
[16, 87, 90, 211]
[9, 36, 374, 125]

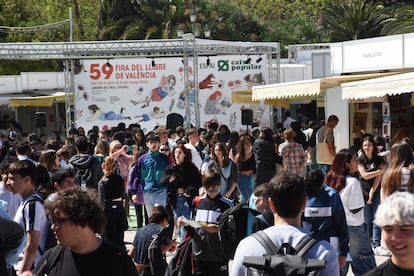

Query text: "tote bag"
[316, 128, 334, 165]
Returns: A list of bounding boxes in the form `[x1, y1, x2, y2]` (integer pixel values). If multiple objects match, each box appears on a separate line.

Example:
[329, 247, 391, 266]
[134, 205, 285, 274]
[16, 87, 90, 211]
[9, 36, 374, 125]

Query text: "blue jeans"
[341, 224, 376, 276]
[237, 173, 254, 202]
[143, 188, 167, 216]
[174, 194, 191, 241]
[364, 191, 381, 248]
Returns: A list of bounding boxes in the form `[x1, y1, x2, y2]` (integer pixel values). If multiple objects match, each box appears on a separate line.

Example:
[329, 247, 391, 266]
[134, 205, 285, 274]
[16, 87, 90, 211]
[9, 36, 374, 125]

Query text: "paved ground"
[124, 207, 389, 275]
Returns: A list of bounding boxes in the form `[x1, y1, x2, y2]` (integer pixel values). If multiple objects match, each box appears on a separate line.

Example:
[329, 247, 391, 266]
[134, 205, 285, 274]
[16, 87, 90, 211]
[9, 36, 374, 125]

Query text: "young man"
[316, 115, 339, 175]
[302, 169, 349, 270]
[129, 133, 171, 215]
[364, 191, 414, 275]
[179, 170, 233, 276]
[22, 188, 138, 276]
[50, 168, 75, 191]
[68, 136, 103, 190]
[8, 160, 48, 273]
[231, 172, 339, 276]
[128, 205, 176, 275]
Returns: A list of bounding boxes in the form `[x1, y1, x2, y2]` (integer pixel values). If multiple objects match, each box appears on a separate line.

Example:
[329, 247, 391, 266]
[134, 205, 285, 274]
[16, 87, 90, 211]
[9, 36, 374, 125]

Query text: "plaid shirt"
[278, 140, 307, 175]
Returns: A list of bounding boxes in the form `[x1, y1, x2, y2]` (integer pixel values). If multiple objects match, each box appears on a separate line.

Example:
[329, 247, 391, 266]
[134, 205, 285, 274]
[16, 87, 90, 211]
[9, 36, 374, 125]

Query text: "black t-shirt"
[364, 259, 414, 276]
[40, 240, 138, 276]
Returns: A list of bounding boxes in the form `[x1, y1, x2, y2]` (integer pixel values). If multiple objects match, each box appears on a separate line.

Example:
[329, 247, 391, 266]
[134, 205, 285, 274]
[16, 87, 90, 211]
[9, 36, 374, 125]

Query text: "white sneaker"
[374, 246, 392, 256]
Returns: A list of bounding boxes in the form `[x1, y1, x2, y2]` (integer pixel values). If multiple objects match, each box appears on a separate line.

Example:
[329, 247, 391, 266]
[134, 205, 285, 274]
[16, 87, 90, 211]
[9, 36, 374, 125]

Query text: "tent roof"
[252, 72, 397, 101]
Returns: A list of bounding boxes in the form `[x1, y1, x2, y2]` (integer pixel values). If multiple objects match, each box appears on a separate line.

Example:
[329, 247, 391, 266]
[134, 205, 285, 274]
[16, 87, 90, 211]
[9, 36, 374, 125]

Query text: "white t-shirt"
[231, 224, 339, 276]
[339, 176, 365, 226]
[13, 194, 48, 270]
[184, 143, 202, 170]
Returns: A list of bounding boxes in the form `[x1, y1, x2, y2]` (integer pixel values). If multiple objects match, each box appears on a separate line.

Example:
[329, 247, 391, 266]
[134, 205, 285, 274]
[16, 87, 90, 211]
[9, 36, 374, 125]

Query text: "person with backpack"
[7, 160, 49, 273]
[128, 205, 176, 275]
[21, 188, 138, 276]
[178, 170, 233, 276]
[231, 172, 339, 276]
[68, 136, 103, 190]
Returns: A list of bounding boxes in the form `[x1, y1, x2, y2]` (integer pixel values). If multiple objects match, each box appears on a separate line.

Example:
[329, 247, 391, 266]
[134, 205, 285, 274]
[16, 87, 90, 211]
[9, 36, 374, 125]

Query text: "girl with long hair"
[207, 142, 238, 202]
[381, 140, 414, 199]
[234, 134, 255, 202]
[98, 156, 129, 249]
[357, 135, 385, 250]
[160, 144, 202, 240]
[326, 149, 376, 276]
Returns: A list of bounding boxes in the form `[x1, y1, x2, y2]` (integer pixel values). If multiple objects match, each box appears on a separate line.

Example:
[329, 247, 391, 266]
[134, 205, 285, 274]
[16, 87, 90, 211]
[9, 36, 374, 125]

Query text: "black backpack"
[243, 231, 326, 276]
[218, 202, 260, 260]
[22, 194, 57, 255]
[164, 235, 195, 276]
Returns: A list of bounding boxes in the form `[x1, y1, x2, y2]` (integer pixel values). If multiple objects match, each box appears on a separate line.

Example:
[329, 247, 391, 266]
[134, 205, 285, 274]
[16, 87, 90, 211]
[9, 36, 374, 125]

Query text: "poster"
[74, 56, 270, 133]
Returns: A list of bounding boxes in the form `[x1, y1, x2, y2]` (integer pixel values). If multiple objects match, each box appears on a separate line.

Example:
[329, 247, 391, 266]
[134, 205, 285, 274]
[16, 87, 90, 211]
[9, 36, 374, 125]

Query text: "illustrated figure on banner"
[177, 80, 196, 109]
[244, 73, 265, 89]
[204, 91, 231, 115]
[135, 106, 165, 122]
[130, 75, 176, 108]
[86, 105, 131, 121]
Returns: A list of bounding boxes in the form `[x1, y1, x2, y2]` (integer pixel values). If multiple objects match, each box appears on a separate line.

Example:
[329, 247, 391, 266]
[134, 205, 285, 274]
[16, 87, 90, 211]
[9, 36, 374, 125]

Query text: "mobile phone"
[127, 145, 133, 152]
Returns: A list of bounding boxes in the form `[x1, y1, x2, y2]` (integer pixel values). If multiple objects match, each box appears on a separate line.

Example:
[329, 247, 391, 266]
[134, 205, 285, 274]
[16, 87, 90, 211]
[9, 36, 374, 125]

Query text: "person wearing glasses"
[23, 188, 137, 276]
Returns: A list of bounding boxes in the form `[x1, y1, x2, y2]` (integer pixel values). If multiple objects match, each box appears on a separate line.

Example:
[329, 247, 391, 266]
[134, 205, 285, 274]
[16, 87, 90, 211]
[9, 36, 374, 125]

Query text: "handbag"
[316, 128, 334, 165]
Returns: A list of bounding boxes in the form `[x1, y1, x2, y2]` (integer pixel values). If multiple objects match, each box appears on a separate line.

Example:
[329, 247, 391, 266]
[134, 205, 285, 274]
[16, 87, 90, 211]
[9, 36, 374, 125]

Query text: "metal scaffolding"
[0, 38, 280, 129]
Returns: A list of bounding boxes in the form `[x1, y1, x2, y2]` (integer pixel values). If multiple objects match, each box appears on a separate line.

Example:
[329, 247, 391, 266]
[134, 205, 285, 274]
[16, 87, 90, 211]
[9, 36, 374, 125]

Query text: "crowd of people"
[0, 113, 413, 275]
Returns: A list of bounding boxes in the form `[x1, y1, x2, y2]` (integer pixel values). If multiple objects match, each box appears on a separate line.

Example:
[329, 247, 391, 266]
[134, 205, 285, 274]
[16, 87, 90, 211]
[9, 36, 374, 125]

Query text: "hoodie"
[68, 154, 103, 190]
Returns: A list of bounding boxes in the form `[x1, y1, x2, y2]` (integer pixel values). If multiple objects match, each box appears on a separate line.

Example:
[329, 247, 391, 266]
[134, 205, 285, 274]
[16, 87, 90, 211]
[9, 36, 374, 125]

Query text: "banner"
[74, 56, 270, 133]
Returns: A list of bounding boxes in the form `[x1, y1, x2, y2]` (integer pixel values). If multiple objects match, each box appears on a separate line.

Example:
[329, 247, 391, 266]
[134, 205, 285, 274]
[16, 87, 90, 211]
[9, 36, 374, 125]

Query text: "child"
[178, 170, 233, 276]
[128, 205, 176, 275]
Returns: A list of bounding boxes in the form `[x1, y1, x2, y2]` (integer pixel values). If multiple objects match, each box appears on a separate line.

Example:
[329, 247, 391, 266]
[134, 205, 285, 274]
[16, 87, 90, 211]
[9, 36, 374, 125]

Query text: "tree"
[382, 4, 414, 35]
[320, 0, 394, 41]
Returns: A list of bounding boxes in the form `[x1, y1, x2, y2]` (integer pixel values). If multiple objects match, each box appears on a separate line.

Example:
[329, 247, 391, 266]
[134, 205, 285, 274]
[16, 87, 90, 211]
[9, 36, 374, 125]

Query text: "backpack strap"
[295, 235, 319, 257]
[21, 195, 45, 255]
[34, 246, 63, 275]
[251, 230, 279, 255]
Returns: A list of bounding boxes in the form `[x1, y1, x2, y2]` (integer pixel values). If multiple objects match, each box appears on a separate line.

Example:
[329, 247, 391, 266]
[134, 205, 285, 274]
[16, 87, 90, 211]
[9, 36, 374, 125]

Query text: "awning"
[8, 92, 72, 107]
[231, 89, 289, 107]
[252, 72, 397, 101]
[342, 72, 414, 100]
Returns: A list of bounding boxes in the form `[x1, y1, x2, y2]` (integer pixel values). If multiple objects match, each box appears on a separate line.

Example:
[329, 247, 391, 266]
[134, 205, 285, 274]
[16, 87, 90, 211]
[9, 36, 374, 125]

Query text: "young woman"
[357, 135, 385, 250]
[381, 140, 414, 199]
[206, 142, 238, 202]
[234, 134, 255, 202]
[98, 156, 129, 250]
[326, 149, 376, 276]
[38, 149, 60, 174]
[160, 144, 202, 241]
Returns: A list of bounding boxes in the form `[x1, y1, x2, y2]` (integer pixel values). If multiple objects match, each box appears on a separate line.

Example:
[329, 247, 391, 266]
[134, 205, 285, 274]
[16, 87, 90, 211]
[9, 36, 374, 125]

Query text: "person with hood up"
[68, 136, 103, 190]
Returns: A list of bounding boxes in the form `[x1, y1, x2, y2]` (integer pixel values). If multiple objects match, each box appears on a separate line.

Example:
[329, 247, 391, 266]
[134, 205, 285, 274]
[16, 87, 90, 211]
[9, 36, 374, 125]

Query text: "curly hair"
[45, 187, 105, 234]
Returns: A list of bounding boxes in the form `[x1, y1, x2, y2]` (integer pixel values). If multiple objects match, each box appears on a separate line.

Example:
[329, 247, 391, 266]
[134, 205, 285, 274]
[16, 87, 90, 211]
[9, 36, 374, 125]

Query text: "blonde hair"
[109, 140, 122, 154]
[102, 156, 117, 175]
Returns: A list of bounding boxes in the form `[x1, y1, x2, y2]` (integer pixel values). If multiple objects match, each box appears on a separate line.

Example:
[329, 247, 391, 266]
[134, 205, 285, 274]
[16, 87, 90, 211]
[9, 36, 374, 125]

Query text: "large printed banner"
[74, 56, 270, 133]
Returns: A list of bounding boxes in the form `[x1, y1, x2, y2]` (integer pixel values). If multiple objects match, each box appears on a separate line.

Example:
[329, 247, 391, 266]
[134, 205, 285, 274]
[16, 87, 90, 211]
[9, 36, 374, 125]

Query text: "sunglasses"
[159, 148, 170, 152]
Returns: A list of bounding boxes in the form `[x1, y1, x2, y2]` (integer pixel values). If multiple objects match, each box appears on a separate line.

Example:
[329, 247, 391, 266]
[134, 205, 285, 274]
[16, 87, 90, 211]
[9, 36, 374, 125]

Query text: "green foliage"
[263, 17, 329, 56]
[381, 4, 414, 35]
[320, 0, 394, 41]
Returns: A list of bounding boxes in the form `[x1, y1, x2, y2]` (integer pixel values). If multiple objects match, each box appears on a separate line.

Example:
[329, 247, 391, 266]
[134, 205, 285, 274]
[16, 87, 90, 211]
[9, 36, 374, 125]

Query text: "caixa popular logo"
[218, 59, 262, 72]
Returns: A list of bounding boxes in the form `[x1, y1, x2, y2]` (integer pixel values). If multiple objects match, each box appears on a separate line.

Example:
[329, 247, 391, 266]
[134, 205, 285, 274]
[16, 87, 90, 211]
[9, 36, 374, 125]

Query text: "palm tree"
[382, 4, 414, 35]
[321, 0, 393, 41]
